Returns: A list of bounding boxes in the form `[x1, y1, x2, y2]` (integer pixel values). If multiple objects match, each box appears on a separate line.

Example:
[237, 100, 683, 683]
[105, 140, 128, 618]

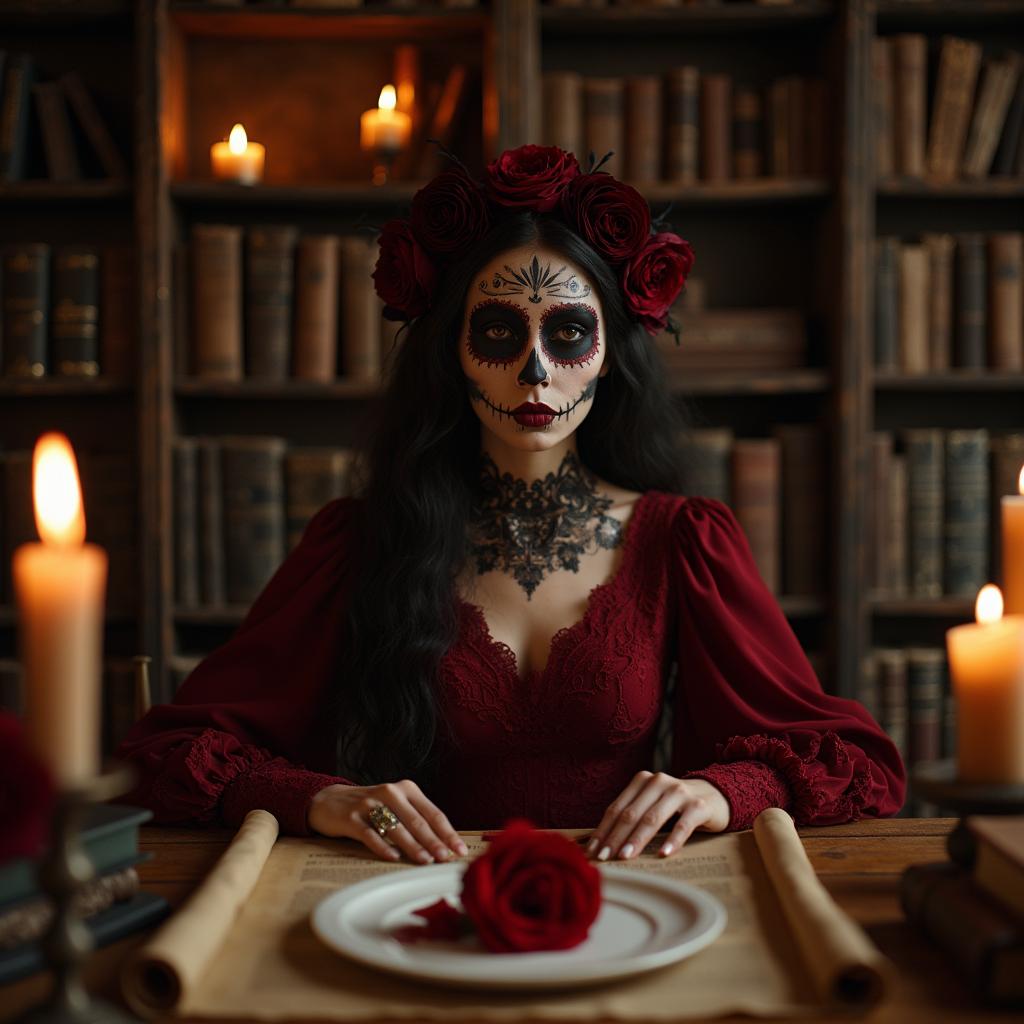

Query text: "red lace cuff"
[221, 760, 350, 836]
[685, 761, 792, 831]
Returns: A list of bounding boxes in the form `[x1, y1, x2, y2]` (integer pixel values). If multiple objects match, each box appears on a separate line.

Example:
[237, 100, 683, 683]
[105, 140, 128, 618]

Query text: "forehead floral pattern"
[371, 144, 695, 338]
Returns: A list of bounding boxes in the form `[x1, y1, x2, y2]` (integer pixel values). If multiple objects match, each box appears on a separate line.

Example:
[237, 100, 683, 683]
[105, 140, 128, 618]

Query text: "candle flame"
[976, 584, 1003, 625]
[33, 433, 85, 547]
[228, 123, 248, 155]
[1018, 464, 1023, 495]
[378, 85, 397, 112]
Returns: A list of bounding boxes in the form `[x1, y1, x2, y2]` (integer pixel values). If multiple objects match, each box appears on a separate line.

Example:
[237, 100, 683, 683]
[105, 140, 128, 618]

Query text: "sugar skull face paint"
[460, 244, 607, 451]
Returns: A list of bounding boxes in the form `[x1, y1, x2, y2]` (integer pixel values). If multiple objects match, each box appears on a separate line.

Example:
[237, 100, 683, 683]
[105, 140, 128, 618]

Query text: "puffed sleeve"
[116, 498, 358, 835]
[669, 497, 905, 830]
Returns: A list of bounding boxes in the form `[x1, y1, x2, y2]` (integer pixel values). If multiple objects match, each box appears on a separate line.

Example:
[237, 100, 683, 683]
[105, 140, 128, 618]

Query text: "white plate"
[311, 863, 727, 991]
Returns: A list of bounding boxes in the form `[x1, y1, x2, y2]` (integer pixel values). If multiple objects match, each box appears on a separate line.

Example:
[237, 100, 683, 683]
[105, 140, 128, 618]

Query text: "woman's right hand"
[307, 780, 468, 864]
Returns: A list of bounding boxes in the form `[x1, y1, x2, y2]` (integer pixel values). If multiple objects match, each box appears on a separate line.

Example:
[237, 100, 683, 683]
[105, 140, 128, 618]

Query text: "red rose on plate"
[484, 145, 580, 212]
[621, 231, 695, 335]
[410, 168, 491, 256]
[372, 220, 437, 321]
[460, 820, 601, 953]
[0, 711, 54, 864]
[561, 173, 651, 263]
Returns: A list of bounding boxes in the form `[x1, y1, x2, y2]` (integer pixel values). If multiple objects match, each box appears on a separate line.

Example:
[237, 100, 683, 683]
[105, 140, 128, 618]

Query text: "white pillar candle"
[360, 85, 411, 153]
[1003, 465, 1024, 615]
[211, 123, 265, 185]
[13, 433, 108, 788]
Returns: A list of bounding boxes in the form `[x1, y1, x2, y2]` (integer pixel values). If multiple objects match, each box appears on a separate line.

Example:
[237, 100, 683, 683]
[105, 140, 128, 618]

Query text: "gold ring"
[368, 804, 400, 837]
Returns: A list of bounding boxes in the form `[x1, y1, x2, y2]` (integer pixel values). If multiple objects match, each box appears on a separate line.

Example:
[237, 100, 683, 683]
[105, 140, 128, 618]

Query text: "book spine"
[803, 77, 828, 178]
[775, 424, 825, 597]
[626, 76, 662, 183]
[340, 236, 382, 381]
[874, 238, 899, 371]
[873, 37, 894, 180]
[0, 55, 35, 182]
[786, 76, 805, 178]
[768, 78, 790, 177]
[680, 429, 732, 504]
[857, 653, 880, 721]
[100, 245, 134, 381]
[962, 55, 1020, 180]
[876, 649, 908, 762]
[32, 81, 80, 182]
[51, 246, 100, 377]
[923, 233, 955, 371]
[870, 432, 893, 594]
[245, 225, 298, 381]
[731, 438, 781, 594]
[894, 34, 927, 178]
[541, 72, 583, 161]
[899, 242, 929, 374]
[955, 233, 987, 369]
[887, 453, 910, 597]
[991, 434, 1024, 584]
[197, 439, 225, 607]
[58, 71, 127, 180]
[292, 234, 340, 382]
[700, 73, 731, 182]
[905, 429, 945, 598]
[945, 429, 990, 596]
[988, 233, 1023, 371]
[2, 244, 50, 378]
[992, 73, 1024, 176]
[732, 88, 763, 180]
[221, 437, 287, 606]
[172, 439, 200, 610]
[906, 647, 944, 782]
[665, 66, 699, 183]
[927, 35, 983, 181]
[583, 78, 625, 175]
[191, 225, 243, 381]
[283, 449, 351, 552]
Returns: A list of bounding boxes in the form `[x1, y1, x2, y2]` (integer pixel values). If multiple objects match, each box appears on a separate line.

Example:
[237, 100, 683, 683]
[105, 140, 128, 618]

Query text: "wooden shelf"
[0, 0, 128, 25]
[542, 0, 834, 34]
[170, 180, 422, 207]
[874, 372, 1024, 392]
[676, 370, 829, 396]
[876, 0, 1024, 29]
[0, 378, 133, 397]
[176, 379, 382, 400]
[0, 181, 131, 203]
[638, 179, 831, 206]
[876, 178, 1024, 199]
[871, 598, 974, 618]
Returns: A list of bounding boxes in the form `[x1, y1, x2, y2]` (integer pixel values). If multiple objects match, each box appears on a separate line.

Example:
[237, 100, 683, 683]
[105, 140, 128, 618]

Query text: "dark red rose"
[0, 711, 54, 864]
[561, 173, 651, 262]
[460, 819, 601, 953]
[621, 231, 695, 335]
[484, 145, 580, 212]
[372, 220, 437, 321]
[393, 899, 468, 944]
[410, 169, 491, 256]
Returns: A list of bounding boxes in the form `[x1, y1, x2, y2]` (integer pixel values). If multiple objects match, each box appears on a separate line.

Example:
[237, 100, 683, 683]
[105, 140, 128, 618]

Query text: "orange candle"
[946, 584, 1024, 783]
[1003, 465, 1024, 615]
[13, 434, 108, 788]
[211, 123, 265, 185]
[360, 85, 411, 153]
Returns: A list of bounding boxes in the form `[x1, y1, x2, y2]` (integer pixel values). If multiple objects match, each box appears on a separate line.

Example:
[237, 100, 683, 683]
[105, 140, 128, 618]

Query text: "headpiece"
[371, 145, 695, 338]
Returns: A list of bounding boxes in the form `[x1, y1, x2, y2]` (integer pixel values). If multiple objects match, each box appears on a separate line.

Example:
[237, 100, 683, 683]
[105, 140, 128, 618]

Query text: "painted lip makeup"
[512, 402, 556, 428]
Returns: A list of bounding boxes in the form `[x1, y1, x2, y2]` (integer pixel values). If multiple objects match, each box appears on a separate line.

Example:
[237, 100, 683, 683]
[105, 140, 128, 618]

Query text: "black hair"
[337, 212, 687, 784]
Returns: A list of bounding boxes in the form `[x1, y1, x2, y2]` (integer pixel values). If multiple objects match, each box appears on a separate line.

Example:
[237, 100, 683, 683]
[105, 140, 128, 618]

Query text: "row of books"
[875, 35, 1024, 182]
[874, 232, 1024, 374]
[182, 226, 396, 383]
[172, 438, 356, 609]
[542, 70, 828, 184]
[679, 426, 825, 597]
[544, 1, 801, 7]
[0, 450, 136, 611]
[0, 56, 127, 184]
[868, 430, 1024, 600]
[0, 244, 134, 380]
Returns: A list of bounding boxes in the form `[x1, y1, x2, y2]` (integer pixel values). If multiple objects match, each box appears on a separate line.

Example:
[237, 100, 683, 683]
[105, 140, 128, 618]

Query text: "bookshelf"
[2, 1, 1023, 787]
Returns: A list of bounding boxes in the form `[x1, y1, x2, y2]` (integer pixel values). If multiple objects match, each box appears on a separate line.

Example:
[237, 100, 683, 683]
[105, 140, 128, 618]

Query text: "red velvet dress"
[117, 492, 905, 836]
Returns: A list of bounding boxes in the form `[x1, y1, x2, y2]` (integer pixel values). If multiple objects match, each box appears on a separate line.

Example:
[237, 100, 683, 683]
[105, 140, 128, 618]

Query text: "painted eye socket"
[483, 322, 514, 342]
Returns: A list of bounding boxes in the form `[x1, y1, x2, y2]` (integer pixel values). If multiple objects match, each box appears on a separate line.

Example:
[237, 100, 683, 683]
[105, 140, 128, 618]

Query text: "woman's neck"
[478, 433, 578, 486]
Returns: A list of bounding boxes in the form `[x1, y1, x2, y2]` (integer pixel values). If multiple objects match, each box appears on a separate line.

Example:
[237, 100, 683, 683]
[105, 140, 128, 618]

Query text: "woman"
[118, 146, 904, 865]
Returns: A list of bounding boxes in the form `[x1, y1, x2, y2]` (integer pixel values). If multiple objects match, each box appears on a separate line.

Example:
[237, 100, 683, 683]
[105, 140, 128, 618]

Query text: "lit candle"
[946, 584, 1024, 783]
[1003, 465, 1024, 615]
[359, 85, 412, 155]
[13, 434, 108, 788]
[210, 123, 265, 185]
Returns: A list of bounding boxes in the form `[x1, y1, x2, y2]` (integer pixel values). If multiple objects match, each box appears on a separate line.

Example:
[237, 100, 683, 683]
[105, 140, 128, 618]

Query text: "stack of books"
[0, 804, 167, 985]
[902, 816, 1024, 1006]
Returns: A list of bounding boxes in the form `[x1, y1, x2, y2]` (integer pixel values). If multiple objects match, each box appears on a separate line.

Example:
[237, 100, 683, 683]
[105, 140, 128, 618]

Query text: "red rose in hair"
[0, 711, 54, 864]
[561, 173, 651, 262]
[410, 169, 491, 256]
[460, 820, 601, 953]
[372, 220, 437, 321]
[621, 232, 695, 335]
[484, 145, 580, 212]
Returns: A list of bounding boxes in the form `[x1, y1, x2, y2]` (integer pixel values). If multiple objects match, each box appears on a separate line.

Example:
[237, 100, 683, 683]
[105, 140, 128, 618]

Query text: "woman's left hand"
[586, 771, 730, 861]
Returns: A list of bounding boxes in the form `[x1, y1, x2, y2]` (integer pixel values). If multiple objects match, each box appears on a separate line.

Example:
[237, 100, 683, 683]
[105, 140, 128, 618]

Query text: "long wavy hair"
[337, 212, 688, 783]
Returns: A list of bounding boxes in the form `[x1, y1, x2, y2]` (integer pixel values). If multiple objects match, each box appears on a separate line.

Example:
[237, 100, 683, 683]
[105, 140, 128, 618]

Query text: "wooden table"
[0, 818, 1014, 1023]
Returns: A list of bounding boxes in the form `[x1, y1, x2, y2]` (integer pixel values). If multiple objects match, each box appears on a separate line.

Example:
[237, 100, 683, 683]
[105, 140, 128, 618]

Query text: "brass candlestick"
[19, 767, 137, 1024]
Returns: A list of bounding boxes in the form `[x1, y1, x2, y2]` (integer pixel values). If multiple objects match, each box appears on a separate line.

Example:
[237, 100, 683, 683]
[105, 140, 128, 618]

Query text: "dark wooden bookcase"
[2, 0, 1023, 738]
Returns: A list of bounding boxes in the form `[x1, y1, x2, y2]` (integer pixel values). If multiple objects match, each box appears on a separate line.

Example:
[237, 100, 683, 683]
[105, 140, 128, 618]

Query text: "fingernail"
[620, 843, 634, 859]
[435, 848, 450, 861]
[585, 838, 599, 855]
[416, 850, 432, 864]
[659, 843, 673, 857]
[387, 847, 401, 860]
[455, 841, 468, 856]
[597, 846, 611, 862]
